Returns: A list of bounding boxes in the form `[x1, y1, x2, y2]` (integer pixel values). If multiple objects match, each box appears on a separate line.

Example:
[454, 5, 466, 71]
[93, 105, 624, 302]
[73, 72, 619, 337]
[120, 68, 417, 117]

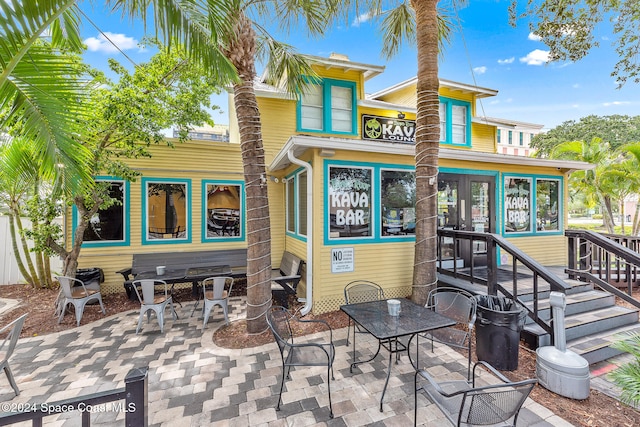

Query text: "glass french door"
[438, 173, 495, 267]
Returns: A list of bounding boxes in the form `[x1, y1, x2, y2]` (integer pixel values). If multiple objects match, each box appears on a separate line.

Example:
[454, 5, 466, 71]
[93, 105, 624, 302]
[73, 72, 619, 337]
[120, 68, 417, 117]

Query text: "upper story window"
[519, 132, 524, 146]
[77, 178, 129, 247]
[497, 129, 501, 144]
[298, 78, 356, 135]
[508, 131, 513, 145]
[439, 97, 471, 147]
[142, 178, 191, 244]
[203, 181, 244, 241]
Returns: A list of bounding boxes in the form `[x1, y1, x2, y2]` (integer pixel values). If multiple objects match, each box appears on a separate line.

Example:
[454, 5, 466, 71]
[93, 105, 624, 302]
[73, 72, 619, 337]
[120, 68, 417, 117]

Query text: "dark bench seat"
[117, 249, 247, 299]
[271, 251, 304, 308]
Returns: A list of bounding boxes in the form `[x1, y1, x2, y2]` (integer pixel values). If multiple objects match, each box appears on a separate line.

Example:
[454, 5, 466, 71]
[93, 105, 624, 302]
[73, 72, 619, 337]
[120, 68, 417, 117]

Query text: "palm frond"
[108, 0, 238, 82]
[256, 36, 319, 97]
[0, 44, 93, 193]
[379, 3, 416, 59]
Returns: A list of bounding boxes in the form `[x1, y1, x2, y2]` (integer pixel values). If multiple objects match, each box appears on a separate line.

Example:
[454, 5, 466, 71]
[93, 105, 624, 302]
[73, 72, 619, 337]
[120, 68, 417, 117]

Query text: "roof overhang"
[303, 54, 385, 81]
[368, 77, 498, 100]
[269, 134, 594, 173]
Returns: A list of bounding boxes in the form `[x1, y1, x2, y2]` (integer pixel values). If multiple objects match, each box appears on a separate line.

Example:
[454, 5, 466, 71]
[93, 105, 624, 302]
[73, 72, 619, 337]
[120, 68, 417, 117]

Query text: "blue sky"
[78, 1, 640, 130]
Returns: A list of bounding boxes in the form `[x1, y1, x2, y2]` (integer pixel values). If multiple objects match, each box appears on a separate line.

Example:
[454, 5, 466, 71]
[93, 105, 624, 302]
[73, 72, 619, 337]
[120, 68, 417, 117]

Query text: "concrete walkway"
[0, 298, 574, 426]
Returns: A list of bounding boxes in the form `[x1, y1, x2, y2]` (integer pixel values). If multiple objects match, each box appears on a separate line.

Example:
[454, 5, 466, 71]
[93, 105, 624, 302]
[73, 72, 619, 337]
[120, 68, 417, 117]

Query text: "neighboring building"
[173, 124, 230, 142]
[478, 117, 545, 157]
[69, 53, 591, 314]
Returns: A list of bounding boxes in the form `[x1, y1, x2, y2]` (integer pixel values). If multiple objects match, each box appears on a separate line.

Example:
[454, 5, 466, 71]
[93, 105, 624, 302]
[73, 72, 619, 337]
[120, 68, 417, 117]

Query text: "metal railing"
[566, 229, 640, 310]
[0, 367, 148, 427]
[437, 228, 570, 336]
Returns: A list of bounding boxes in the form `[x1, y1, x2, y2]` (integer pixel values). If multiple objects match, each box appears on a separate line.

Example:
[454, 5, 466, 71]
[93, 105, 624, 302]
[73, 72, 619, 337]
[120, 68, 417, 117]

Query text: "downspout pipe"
[287, 148, 313, 315]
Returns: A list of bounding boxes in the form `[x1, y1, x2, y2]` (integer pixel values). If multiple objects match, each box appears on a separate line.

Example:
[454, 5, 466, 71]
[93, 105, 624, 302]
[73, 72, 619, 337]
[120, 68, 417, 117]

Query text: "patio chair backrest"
[266, 306, 294, 352]
[202, 276, 232, 301]
[57, 276, 86, 299]
[133, 279, 167, 305]
[344, 280, 385, 305]
[0, 314, 27, 365]
[427, 287, 476, 326]
[461, 381, 536, 426]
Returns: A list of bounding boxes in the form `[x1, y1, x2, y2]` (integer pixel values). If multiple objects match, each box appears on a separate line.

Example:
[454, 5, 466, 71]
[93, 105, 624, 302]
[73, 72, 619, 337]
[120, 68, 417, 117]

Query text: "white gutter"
[287, 148, 313, 316]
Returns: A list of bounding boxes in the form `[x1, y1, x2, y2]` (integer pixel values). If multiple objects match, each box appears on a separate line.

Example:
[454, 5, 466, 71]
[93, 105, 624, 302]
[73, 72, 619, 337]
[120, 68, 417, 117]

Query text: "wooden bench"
[271, 251, 304, 308]
[117, 249, 248, 299]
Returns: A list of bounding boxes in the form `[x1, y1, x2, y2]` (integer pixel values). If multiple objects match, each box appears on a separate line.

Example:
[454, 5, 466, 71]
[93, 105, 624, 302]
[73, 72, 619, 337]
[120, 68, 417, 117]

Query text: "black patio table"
[340, 298, 456, 411]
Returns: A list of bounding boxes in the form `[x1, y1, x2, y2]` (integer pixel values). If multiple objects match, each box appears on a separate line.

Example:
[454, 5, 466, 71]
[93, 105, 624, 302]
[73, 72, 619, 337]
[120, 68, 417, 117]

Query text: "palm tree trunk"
[13, 211, 40, 287]
[225, 14, 272, 333]
[411, 0, 440, 305]
[7, 212, 34, 286]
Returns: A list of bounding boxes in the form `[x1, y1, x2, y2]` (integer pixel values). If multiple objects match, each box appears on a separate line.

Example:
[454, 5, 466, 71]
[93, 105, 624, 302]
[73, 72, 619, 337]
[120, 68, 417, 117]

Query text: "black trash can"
[474, 295, 527, 371]
[75, 268, 104, 290]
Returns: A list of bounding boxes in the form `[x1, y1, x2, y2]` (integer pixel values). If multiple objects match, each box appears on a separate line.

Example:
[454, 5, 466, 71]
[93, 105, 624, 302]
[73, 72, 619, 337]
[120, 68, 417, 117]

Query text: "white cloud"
[572, 83, 580, 89]
[603, 101, 631, 107]
[352, 11, 374, 27]
[498, 57, 515, 65]
[519, 49, 550, 65]
[528, 32, 542, 41]
[473, 66, 487, 75]
[84, 32, 139, 53]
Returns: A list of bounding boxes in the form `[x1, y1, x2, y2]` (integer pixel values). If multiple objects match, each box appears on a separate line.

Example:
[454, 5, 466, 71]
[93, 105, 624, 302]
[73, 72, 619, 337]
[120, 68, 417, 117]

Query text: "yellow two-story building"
[71, 53, 590, 314]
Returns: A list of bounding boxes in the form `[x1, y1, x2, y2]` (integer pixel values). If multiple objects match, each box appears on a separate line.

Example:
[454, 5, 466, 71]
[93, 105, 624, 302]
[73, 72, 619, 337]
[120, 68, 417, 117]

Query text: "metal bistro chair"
[422, 287, 477, 380]
[201, 276, 234, 329]
[343, 280, 385, 345]
[266, 306, 336, 418]
[56, 275, 106, 326]
[0, 314, 27, 396]
[132, 279, 177, 334]
[414, 361, 537, 427]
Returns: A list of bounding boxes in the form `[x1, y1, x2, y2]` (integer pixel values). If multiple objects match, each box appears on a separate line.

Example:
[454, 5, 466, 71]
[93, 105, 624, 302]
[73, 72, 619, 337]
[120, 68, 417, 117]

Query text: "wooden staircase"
[438, 267, 640, 365]
[518, 274, 640, 364]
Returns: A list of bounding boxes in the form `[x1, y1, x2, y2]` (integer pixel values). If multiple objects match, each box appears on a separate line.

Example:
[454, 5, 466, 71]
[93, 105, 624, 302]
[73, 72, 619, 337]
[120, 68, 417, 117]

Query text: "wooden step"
[522, 290, 615, 322]
[523, 305, 639, 348]
[567, 323, 640, 364]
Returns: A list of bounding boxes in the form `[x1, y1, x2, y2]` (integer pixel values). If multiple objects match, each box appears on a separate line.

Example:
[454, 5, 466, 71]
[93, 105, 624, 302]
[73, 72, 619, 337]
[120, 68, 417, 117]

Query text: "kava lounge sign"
[362, 114, 415, 144]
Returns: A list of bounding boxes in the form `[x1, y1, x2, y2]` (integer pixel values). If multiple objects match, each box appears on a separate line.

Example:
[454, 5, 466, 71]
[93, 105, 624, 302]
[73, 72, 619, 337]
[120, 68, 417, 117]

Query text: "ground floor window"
[327, 165, 373, 239]
[78, 178, 128, 246]
[504, 174, 562, 235]
[203, 181, 244, 241]
[286, 170, 308, 239]
[381, 169, 416, 236]
[142, 178, 190, 244]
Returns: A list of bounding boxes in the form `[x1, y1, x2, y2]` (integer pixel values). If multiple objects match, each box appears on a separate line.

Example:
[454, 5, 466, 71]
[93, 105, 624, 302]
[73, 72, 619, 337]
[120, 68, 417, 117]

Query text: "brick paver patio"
[0, 297, 573, 426]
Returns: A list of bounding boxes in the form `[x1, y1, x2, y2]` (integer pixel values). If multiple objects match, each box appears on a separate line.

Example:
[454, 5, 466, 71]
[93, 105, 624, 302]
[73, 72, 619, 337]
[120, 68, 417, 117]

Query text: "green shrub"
[609, 332, 640, 406]
[592, 214, 603, 220]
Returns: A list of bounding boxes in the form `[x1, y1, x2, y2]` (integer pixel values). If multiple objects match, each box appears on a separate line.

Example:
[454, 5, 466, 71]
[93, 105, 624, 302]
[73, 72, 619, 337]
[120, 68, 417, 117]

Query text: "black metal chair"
[343, 280, 385, 345]
[422, 287, 477, 380]
[266, 306, 335, 418]
[414, 361, 537, 427]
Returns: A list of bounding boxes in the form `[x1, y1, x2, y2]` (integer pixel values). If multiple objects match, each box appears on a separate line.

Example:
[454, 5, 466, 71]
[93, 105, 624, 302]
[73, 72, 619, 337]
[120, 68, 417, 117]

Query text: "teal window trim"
[324, 160, 421, 245]
[501, 173, 564, 237]
[73, 176, 130, 248]
[285, 167, 308, 243]
[508, 130, 513, 145]
[201, 180, 245, 243]
[297, 78, 357, 136]
[380, 165, 417, 241]
[439, 97, 472, 147]
[497, 129, 501, 144]
[519, 132, 524, 146]
[141, 177, 192, 245]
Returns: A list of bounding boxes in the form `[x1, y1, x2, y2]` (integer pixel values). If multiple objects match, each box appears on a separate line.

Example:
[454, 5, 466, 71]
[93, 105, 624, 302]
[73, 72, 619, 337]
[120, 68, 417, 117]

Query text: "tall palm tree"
[334, 0, 454, 304]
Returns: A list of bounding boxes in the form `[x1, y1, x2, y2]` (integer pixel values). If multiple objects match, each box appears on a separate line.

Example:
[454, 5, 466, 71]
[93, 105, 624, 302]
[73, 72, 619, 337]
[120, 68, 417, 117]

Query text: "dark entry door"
[437, 173, 495, 267]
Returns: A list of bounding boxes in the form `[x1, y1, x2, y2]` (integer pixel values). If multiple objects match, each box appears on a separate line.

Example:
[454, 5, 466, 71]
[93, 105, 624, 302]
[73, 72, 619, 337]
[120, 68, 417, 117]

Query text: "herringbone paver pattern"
[0, 297, 572, 426]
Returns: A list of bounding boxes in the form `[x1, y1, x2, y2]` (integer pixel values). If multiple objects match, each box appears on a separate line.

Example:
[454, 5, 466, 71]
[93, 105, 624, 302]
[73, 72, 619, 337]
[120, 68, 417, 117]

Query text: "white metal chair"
[132, 279, 177, 334]
[56, 275, 106, 326]
[201, 276, 234, 329]
[0, 314, 27, 396]
[414, 361, 537, 427]
[423, 287, 477, 380]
